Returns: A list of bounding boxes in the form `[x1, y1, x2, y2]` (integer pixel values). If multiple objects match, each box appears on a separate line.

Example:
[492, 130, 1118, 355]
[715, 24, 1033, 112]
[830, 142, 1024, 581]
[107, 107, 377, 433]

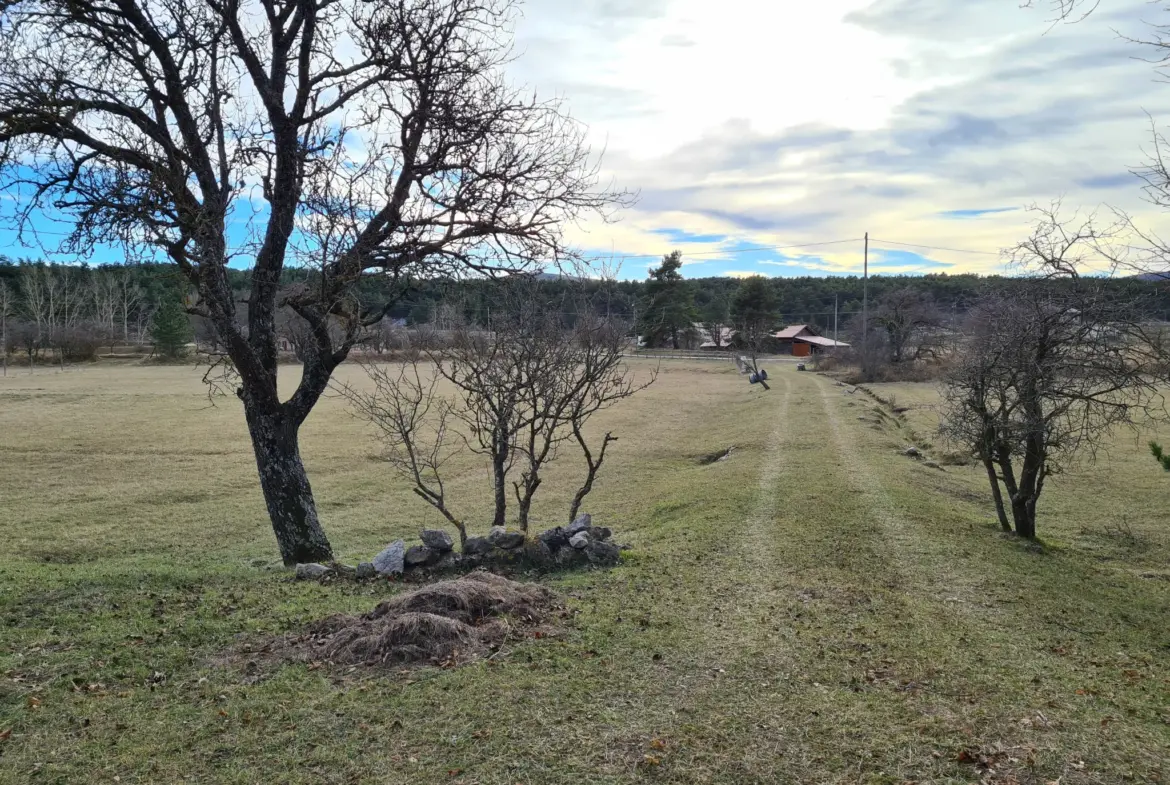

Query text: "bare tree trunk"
[243, 404, 333, 566]
[1010, 494, 1038, 539]
[515, 478, 538, 533]
[569, 429, 616, 522]
[982, 457, 1011, 532]
[491, 445, 508, 528]
[22, 265, 48, 352]
[1011, 436, 1044, 540]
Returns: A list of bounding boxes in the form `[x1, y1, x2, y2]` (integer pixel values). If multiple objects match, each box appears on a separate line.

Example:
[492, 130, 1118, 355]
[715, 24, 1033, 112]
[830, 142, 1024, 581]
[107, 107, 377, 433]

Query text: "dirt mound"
[292, 572, 558, 668]
[366, 570, 553, 624]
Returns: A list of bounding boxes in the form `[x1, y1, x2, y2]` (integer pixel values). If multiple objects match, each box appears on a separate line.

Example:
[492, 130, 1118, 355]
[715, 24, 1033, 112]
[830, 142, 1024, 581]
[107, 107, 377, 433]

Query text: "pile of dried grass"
[367, 571, 552, 623]
[298, 572, 557, 667]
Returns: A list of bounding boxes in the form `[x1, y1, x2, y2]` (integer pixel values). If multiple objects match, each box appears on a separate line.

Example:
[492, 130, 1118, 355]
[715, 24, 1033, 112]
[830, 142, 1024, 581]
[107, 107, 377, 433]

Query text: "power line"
[868, 238, 1002, 256]
[0, 215, 261, 238]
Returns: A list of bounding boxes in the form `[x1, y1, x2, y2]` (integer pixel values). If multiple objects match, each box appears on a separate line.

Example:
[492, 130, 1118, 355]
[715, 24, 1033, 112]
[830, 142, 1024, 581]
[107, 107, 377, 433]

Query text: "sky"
[506, 0, 1170, 278]
[1, 0, 1167, 279]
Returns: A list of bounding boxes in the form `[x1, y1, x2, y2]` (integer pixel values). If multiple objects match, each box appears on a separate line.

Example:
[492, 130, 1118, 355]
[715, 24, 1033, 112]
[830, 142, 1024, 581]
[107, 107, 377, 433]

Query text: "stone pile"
[295, 514, 623, 581]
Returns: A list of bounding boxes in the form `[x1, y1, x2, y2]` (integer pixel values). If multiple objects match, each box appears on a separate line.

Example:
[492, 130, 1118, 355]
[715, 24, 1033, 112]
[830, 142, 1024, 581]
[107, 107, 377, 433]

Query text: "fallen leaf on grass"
[641, 754, 662, 767]
[25, 697, 41, 710]
[0, 728, 11, 741]
[649, 738, 667, 751]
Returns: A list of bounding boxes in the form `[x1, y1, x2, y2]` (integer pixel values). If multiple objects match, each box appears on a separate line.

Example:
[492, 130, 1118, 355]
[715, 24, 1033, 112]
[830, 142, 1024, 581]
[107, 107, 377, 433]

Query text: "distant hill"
[534, 269, 588, 282]
[1133, 271, 1170, 281]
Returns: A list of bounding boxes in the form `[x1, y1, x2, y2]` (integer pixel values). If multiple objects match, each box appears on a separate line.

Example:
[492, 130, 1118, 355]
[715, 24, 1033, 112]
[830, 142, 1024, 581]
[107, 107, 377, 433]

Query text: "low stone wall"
[295, 514, 624, 581]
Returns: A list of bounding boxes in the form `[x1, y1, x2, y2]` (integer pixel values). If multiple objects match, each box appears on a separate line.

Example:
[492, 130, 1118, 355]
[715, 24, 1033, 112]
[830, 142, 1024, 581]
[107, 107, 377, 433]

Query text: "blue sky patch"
[867, 248, 954, 273]
[937, 207, 1018, 219]
[648, 227, 729, 244]
[1076, 173, 1136, 190]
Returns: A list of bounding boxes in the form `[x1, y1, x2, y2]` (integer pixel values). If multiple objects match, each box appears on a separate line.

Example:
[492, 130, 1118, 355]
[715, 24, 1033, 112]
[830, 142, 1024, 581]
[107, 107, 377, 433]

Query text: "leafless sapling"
[339, 355, 468, 545]
[731, 275, 777, 389]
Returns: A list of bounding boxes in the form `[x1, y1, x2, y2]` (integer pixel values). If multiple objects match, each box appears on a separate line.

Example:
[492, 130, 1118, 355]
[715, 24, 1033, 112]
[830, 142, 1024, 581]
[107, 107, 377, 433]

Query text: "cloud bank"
[509, 0, 1170, 278]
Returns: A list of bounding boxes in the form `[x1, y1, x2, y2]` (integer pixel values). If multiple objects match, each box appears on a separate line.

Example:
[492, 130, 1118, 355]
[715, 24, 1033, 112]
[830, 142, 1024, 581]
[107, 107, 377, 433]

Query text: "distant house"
[773, 324, 850, 357]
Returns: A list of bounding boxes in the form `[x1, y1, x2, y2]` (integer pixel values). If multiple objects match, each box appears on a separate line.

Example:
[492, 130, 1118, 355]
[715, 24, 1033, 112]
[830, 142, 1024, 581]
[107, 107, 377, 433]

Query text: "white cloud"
[508, 0, 1170, 276]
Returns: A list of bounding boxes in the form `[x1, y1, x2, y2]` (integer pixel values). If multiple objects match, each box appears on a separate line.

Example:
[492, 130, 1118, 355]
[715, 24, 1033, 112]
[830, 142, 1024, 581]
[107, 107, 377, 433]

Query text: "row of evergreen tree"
[2, 255, 1167, 359]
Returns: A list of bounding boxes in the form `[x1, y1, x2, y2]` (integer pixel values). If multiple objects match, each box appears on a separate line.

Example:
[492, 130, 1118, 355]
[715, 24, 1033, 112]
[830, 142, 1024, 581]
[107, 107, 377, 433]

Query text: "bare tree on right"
[941, 213, 1168, 539]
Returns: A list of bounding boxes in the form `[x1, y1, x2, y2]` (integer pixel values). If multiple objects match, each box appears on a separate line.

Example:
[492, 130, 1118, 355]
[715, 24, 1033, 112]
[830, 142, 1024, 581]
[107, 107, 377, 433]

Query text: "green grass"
[1, 362, 1167, 784]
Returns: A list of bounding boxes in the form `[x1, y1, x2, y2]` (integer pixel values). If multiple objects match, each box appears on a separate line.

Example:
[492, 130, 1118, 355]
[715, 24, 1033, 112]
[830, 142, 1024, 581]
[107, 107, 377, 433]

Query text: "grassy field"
[1, 361, 1168, 785]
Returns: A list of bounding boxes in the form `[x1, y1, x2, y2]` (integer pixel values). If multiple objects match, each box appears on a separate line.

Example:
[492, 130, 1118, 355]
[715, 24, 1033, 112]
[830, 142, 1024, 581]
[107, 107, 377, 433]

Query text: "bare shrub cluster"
[338, 280, 655, 544]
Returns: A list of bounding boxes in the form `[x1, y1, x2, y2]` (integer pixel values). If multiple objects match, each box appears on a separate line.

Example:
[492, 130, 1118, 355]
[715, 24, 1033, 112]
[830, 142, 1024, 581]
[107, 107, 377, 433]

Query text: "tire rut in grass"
[814, 375, 983, 606]
[643, 372, 998, 782]
[639, 372, 930, 781]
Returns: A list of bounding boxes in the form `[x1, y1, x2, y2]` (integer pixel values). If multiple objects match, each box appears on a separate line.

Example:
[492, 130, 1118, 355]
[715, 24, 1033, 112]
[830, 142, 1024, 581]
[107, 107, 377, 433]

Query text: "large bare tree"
[0, 0, 622, 564]
[941, 212, 1168, 539]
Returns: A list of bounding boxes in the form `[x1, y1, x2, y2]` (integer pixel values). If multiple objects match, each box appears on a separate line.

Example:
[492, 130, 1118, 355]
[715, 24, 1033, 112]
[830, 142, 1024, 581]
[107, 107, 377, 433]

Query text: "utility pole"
[862, 232, 869, 347]
[833, 293, 838, 347]
[951, 301, 958, 354]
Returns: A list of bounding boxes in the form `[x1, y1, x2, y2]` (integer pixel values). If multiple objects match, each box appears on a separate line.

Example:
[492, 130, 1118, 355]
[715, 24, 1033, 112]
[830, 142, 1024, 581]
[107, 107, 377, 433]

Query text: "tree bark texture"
[244, 405, 333, 566]
[491, 449, 508, 529]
